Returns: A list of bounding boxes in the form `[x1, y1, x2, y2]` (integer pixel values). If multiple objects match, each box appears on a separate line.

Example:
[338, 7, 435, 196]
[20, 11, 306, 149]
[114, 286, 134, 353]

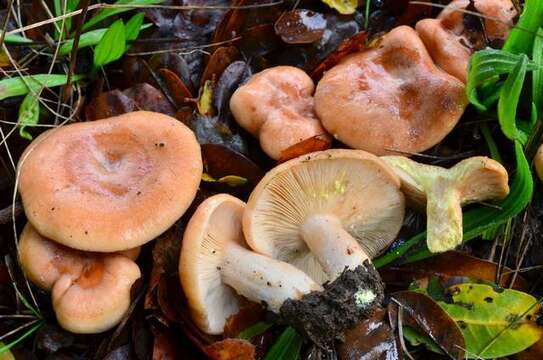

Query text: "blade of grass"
[533, 28, 543, 113]
[0, 321, 43, 355]
[239, 322, 274, 340]
[81, 0, 164, 31]
[503, 0, 543, 55]
[263, 327, 303, 360]
[1, 32, 33, 44]
[0, 74, 85, 101]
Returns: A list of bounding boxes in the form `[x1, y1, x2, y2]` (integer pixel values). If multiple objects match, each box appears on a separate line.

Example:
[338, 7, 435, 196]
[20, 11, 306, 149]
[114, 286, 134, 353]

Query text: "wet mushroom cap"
[416, 0, 517, 83]
[230, 66, 330, 160]
[314, 26, 467, 156]
[243, 149, 405, 283]
[18, 111, 203, 252]
[18, 223, 141, 333]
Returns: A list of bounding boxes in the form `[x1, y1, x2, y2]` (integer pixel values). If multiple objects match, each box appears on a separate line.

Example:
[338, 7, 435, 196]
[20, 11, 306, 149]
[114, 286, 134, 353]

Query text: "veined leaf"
[440, 284, 543, 359]
[503, 0, 543, 55]
[93, 19, 126, 68]
[498, 55, 529, 143]
[18, 91, 41, 140]
[0, 74, 85, 101]
[321, 0, 357, 15]
[125, 12, 145, 41]
[533, 28, 543, 113]
[467, 49, 537, 111]
[82, 0, 164, 31]
[263, 327, 303, 360]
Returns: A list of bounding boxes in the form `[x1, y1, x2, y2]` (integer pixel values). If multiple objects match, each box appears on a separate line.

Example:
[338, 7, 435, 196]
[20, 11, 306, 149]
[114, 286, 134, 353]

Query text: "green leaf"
[1, 32, 33, 44]
[533, 28, 543, 113]
[321, 0, 358, 15]
[239, 321, 274, 340]
[93, 19, 126, 68]
[198, 80, 214, 116]
[503, 0, 543, 55]
[0, 74, 85, 101]
[466, 49, 537, 111]
[263, 327, 303, 360]
[17, 91, 41, 140]
[440, 284, 542, 358]
[201, 173, 248, 187]
[403, 326, 444, 355]
[125, 12, 145, 41]
[498, 55, 529, 143]
[82, 0, 164, 31]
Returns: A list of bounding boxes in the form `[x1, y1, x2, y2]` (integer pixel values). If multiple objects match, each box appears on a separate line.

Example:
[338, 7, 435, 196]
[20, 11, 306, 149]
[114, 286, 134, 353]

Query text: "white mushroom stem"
[300, 214, 370, 280]
[220, 242, 323, 312]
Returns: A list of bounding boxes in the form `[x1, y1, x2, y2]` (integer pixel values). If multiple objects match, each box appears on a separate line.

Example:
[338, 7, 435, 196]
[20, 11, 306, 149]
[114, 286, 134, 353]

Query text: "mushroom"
[243, 149, 405, 284]
[229, 66, 330, 160]
[416, 0, 517, 82]
[381, 156, 510, 253]
[17, 111, 202, 252]
[535, 144, 543, 182]
[314, 26, 467, 156]
[18, 223, 141, 333]
[179, 193, 383, 347]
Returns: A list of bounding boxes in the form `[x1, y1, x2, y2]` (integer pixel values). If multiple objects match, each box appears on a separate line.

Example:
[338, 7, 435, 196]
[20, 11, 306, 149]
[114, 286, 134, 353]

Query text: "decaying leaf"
[159, 68, 194, 108]
[274, 10, 327, 44]
[441, 284, 543, 359]
[321, 0, 358, 15]
[389, 291, 466, 359]
[201, 47, 241, 87]
[278, 135, 332, 163]
[198, 80, 215, 116]
[202, 173, 248, 187]
[205, 339, 256, 360]
[337, 308, 402, 360]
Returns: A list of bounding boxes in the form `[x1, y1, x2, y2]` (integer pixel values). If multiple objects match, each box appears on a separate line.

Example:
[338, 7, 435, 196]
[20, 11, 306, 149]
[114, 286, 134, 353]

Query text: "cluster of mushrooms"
[14, 0, 518, 347]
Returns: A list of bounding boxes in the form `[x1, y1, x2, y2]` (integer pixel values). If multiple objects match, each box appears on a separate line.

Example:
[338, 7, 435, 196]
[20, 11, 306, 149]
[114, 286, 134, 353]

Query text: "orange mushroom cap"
[314, 26, 467, 156]
[18, 111, 202, 252]
[230, 66, 330, 160]
[18, 223, 141, 333]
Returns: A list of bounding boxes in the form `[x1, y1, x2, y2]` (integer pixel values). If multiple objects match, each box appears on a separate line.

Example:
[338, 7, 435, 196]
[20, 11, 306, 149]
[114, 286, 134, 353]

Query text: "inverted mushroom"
[229, 66, 330, 160]
[179, 193, 383, 347]
[18, 223, 141, 333]
[243, 149, 405, 284]
[416, 0, 517, 82]
[314, 26, 467, 156]
[381, 156, 509, 253]
[17, 111, 202, 252]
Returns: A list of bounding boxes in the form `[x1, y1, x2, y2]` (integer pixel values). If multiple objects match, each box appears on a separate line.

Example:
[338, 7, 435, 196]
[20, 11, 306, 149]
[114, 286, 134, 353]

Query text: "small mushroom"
[381, 156, 510, 253]
[416, 0, 517, 82]
[535, 144, 543, 182]
[18, 223, 141, 333]
[17, 111, 203, 252]
[243, 149, 405, 284]
[179, 193, 383, 347]
[314, 26, 467, 156]
[229, 66, 330, 160]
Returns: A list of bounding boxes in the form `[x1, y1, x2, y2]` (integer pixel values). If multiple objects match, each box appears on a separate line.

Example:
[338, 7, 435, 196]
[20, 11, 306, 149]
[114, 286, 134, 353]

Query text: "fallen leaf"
[238, 24, 281, 57]
[198, 80, 215, 116]
[310, 31, 367, 81]
[390, 291, 465, 360]
[337, 308, 402, 360]
[35, 324, 74, 354]
[201, 46, 241, 87]
[159, 68, 194, 108]
[380, 250, 528, 291]
[103, 345, 130, 360]
[278, 135, 332, 163]
[223, 303, 266, 339]
[152, 326, 183, 360]
[85, 90, 136, 121]
[205, 339, 256, 360]
[123, 83, 176, 116]
[274, 10, 327, 44]
[321, 0, 358, 15]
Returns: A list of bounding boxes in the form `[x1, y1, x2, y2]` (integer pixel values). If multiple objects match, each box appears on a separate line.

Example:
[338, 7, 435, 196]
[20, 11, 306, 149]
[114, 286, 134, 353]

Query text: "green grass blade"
[533, 28, 543, 113]
[239, 322, 274, 340]
[503, 0, 543, 55]
[1, 32, 33, 44]
[82, 0, 164, 31]
[0, 321, 43, 355]
[498, 55, 529, 142]
[263, 327, 303, 360]
[0, 74, 85, 101]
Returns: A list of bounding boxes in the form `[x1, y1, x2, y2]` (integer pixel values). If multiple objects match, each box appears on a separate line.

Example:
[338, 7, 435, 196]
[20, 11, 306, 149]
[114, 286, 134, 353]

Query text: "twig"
[0, 0, 15, 47]
[66, 0, 91, 97]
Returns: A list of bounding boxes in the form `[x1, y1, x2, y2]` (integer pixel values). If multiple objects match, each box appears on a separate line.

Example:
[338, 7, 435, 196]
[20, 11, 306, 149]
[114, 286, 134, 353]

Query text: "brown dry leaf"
[239, 24, 281, 57]
[201, 47, 241, 87]
[389, 291, 465, 360]
[212, 0, 249, 44]
[205, 339, 256, 360]
[159, 68, 194, 108]
[123, 83, 176, 116]
[310, 31, 367, 81]
[380, 250, 528, 291]
[223, 303, 266, 339]
[85, 90, 136, 121]
[274, 10, 327, 44]
[337, 308, 402, 360]
[152, 326, 184, 360]
[278, 135, 332, 163]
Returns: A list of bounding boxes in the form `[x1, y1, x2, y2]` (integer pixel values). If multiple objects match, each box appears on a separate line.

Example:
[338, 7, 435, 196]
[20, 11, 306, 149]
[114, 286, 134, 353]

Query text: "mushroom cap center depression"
[65, 130, 153, 198]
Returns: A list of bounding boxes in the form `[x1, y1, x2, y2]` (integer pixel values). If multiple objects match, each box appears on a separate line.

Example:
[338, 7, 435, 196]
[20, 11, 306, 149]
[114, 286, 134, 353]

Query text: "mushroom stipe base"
[278, 261, 384, 348]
